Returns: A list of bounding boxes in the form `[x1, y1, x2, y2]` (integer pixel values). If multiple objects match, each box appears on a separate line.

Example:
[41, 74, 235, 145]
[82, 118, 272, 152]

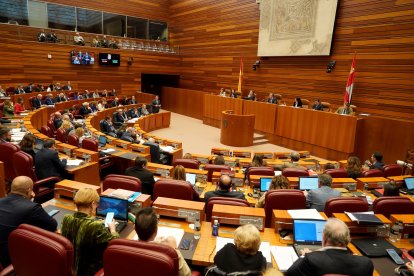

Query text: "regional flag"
[237, 58, 243, 93]
[344, 54, 356, 103]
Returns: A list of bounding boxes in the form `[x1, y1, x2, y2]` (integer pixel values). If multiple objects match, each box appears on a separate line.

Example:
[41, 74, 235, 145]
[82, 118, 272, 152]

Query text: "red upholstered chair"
[206, 197, 250, 222]
[67, 134, 79, 147]
[373, 196, 414, 218]
[204, 164, 231, 182]
[324, 197, 369, 217]
[56, 128, 67, 143]
[153, 179, 197, 201]
[12, 151, 60, 203]
[361, 169, 384, 177]
[82, 138, 113, 172]
[40, 125, 54, 138]
[47, 119, 57, 133]
[172, 158, 200, 170]
[96, 239, 178, 276]
[103, 174, 142, 192]
[282, 168, 309, 177]
[264, 190, 306, 228]
[247, 167, 275, 186]
[325, 168, 348, 178]
[382, 164, 403, 177]
[7, 224, 74, 276]
[0, 143, 19, 182]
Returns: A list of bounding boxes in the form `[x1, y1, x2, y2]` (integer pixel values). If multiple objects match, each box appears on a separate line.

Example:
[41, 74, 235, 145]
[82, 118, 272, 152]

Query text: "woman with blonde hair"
[213, 224, 266, 274]
[61, 188, 119, 276]
[346, 156, 362, 179]
[255, 175, 289, 208]
[172, 165, 186, 181]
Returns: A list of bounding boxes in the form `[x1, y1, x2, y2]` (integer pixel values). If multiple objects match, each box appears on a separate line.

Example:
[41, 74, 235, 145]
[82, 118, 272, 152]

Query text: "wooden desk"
[272, 210, 328, 231]
[356, 177, 390, 190]
[386, 175, 412, 186]
[390, 214, 414, 238]
[221, 110, 255, 147]
[65, 161, 100, 186]
[146, 163, 173, 177]
[212, 171, 244, 186]
[333, 213, 391, 234]
[55, 180, 101, 199]
[199, 182, 257, 206]
[102, 188, 152, 208]
[212, 204, 265, 230]
[153, 197, 205, 222]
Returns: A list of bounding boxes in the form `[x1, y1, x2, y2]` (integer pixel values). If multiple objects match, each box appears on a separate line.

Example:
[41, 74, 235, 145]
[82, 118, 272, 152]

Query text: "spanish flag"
[237, 58, 243, 93]
[344, 54, 356, 104]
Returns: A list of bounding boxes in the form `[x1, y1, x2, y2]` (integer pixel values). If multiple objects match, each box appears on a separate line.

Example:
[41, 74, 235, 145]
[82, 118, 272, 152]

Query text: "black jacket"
[0, 194, 57, 267]
[35, 148, 67, 180]
[32, 98, 42, 109]
[125, 166, 155, 196]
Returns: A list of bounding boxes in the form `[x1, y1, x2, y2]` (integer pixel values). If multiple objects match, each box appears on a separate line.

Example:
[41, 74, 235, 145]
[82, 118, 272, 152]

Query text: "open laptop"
[298, 176, 319, 191]
[98, 135, 107, 147]
[186, 173, 196, 186]
[351, 238, 402, 257]
[34, 137, 44, 153]
[293, 219, 326, 256]
[96, 196, 129, 233]
[260, 177, 273, 193]
[400, 177, 414, 195]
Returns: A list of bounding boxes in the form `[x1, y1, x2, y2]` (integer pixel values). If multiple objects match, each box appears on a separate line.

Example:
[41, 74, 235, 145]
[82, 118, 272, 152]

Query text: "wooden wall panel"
[161, 87, 205, 119]
[169, 0, 414, 121]
[242, 101, 276, 134]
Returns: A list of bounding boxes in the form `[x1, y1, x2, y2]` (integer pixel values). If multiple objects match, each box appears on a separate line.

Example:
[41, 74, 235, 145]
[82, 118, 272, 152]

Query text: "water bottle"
[397, 221, 404, 241]
[212, 220, 219, 237]
[389, 222, 399, 242]
[194, 218, 201, 240]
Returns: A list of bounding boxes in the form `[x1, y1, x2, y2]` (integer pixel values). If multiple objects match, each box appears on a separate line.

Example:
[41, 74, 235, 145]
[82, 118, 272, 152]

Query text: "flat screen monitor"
[260, 177, 273, 192]
[186, 173, 196, 186]
[70, 50, 94, 65]
[99, 53, 120, 66]
[298, 176, 319, 190]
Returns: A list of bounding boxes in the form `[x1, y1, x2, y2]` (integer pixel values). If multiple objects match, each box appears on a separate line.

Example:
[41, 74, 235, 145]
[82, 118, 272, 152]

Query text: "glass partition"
[47, 3, 75, 30]
[149, 20, 167, 41]
[103, 12, 125, 37]
[76, 8, 102, 34]
[126, 16, 147, 39]
[0, 0, 28, 25]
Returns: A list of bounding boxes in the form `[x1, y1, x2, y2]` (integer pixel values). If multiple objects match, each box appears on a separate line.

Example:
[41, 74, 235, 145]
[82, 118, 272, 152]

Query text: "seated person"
[128, 107, 139, 118]
[52, 111, 63, 129]
[14, 97, 25, 114]
[74, 32, 85, 46]
[69, 127, 86, 147]
[229, 89, 237, 98]
[0, 128, 11, 143]
[14, 85, 25, 95]
[128, 95, 137, 104]
[143, 138, 168, 164]
[213, 155, 225, 165]
[92, 36, 101, 47]
[32, 94, 43, 109]
[55, 92, 67, 102]
[255, 175, 289, 208]
[286, 218, 373, 276]
[383, 181, 400, 196]
[2, 100, 14, 117]
[78, 102, 92, 117]
[47, 31, 59, 43]
[37, 29, 46, 42]
[113, 108, 127, 125]
[364, 151, 385, 170]
[59, 120, 74, 138]
[125, 157, 155, 196]
[305, 174, 341, 212]
[280, 152, 307, 170]
[267, 93, 277, 104]
[346, 156, 362, 179]
[246, 90, 256, 101]
[312, 99, 323, 111]
[335, 102, 353, 115]
[244, 154, 266, 182]
[134, 207, 191, 276]
[19, 133, 36, 160]
[219, 88, 226, 97]
[293, 97, 303, 108]
[34, 139, 67, 180]
[204, 175, 245, 203]
[120, 127, 138, 143]
[0, 85, 6, 97]
[213, 224, 266, 274]
[140, 104, 150, 116]
[97, 100, 106, 111]
[111, 97, 120, 107]
[101, 35, 109, 48]
[171, 165, 200, 200]
[44, 93, 55, 105]
[61, 188, 119, 276]
[100, 116, 117, 137]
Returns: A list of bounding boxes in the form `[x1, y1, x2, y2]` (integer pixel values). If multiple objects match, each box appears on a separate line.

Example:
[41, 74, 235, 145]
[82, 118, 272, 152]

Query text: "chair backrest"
[8, 224, 74, 276]
[373, 196, 414, 218]
[324, 168, 348, 178]
[324, 197, 369, 217]
[301, 99, 310, 107]
[0, 143, 20, 181]
[40, 125, 54, 138]
[264, 190, 306, 228]
[67, 134, 79, 147]
[47, 120, 56, 133]
[204, 164, 231, 182]
[206, 197, 250, 222]
[382, 164, 403, 177]
[153, 179, 194, 201]
[282, 168, 309, 177]
[143, 142, 161, 163]
[247, 167, 274, 185]
[102, 239, 178, 276]
[56, 128, 67, 143]
[172, 158, 200, 169]
[361, 169, 384, 177]
[82, 138, 98, 152]
[321, 102, 331, 111]
[13, 151, 38, 181]
[103, 175, 142, 192]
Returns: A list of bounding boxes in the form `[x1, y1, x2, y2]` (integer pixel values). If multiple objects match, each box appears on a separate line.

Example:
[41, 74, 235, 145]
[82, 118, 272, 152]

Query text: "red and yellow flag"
[237, 58, 243, 93]
[344, 54, 356, 104]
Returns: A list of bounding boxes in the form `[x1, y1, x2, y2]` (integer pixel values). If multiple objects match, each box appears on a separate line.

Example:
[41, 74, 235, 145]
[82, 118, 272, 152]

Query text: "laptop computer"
[260, 177, 273, 193]
[293, 219, 326, 256]
[351, 238, 402, 257]
[400, 177, 414, 195]
[298, 176, 319, 191]
[34, 137, 44, 153]
[98, 135, 107, 147]
[96, 196, 129, 233]
[186, 173, 196, 186]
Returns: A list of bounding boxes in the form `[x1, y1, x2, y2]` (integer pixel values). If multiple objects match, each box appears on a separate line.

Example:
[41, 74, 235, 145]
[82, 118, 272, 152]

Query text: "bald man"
[286, 218, 373, 276]
[204, 175, 245, 203]
[0, 176, 58, 267]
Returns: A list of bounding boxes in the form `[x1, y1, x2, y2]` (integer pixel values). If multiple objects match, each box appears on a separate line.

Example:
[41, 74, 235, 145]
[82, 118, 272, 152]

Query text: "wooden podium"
[220, 110, 255, 147]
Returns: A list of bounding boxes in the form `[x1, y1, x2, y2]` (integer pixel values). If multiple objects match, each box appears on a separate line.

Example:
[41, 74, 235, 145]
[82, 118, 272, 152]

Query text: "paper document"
[66, 159, 83, 166]
[270, 246, 298, 272]
[101, 148, 115, 153]
[110, 189, 135, 199]
[288, 209, 325, 220]
[133, 226, 185, 248]
[160, 145, 174, 153]
[216, 237, 272, 263]
[345, 211, 374, 222]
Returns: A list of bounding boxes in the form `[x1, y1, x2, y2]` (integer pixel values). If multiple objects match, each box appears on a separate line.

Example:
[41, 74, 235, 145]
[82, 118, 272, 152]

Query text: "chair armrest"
[34, 176, 61, 187]
[94, 268, 104, 276]
[0, 265, 14, 276]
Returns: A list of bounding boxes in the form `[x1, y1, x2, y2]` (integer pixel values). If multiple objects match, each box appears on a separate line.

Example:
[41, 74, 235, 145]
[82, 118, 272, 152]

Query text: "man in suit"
[14, 84, 25, 95]
[100, 116, 117, 137]
[120, 127, 138, 143]
[128, 96, 137, 105]
[35, 139, 67, 180]
[62, 81, 72, 91]
[204, 175, 245, 203]
[125, 156, 155, 197]
[335, 102, 353, 115]
[151, 96, 161, 113]
[113, 108, 127, 126]
[24, 83, 34, 93]
[0, 128, 12, 143]
[312, 99, 323, 111]
[128, 107, 139, 118]
[365, 151, 385, 170]
[305, 174, 341, 212]
[111, 97, 120, 107]
[274, 152, 307, 171]
[79, 102, 92, 117]
[32, 94, 43, 109]
[286, 218, 373, 276]
[55, 92, 67, 102]
[44, 93, 55, 105]
[0, 176, 58, 267]
[267, 93, 277, 104]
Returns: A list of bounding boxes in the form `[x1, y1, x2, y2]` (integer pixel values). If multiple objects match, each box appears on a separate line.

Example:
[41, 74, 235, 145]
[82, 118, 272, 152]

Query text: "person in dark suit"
[113, 108, 127, 125]
[305, 174, 341, 212]
[246, 90, 256, 101]
[364, 151, 385, 170]
[312, 99, 323, 111]
[100, 116, 117, 137]
[151, 96, 161, 113]
[19, 133, 36, 160]
[78, 102, 92, 117]
[35, 139, 67, 180]
[128, 107, 139, 118]
[0, 176, 58, 267]
[204, 175, 245, 203]
[44, 93, 54, 105]
[24, 83, 34, 93]
[286, 218, 373, 276]
[143, 138, 168, 164]
[111, 97, 120, 107]
[62, 81, 72, 91]
[32, 94, 42, 109]
[293, 97, 303, 108]
[120, 127, 138, 143]
[125, 156, 156, 196]
[14, 84, 25, 95]
[230, 89, 237, 98]
[267, 93, 277, 104]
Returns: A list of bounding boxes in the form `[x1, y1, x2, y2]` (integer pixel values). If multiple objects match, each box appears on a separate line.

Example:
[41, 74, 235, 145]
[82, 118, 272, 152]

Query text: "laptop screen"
[96, 196, 128, 221]
[260, 177, 273, 192]
[299, 177, 319, 190]
[186, 173, 196, 186]
[99, 135, 107, 146]
[34, 137, 44, 151]
[404, 177, 414, 189]
[294, 219, 326, 243]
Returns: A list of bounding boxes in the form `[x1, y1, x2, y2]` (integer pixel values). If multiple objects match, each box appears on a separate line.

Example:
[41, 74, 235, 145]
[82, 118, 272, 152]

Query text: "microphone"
[396, 160, 413, 169]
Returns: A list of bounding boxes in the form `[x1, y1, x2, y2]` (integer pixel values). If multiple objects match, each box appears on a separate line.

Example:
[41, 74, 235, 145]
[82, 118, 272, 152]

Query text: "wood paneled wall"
[169, 0, 414, 121]
[161, 87, 206, 119]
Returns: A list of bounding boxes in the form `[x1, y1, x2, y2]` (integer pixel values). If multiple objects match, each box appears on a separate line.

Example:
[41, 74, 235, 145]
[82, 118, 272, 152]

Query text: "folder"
[346, 212, 383, 225]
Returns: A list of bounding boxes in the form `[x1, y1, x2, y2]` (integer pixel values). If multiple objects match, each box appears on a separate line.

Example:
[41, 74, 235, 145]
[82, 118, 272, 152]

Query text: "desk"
[200, 182, 257, 206]
[272, 210, 328, 231]
[387, 175, 412, 186]
[65, 161, 100, 186]
[55, 179, 100, 199]
[220, 110, 255, 147]
[212, 204, 265, 230]
[356, 177, 390, 190]
[390, 214, 414, 238]
[153, 197, 205, 222]
[333, 213, 391, 234]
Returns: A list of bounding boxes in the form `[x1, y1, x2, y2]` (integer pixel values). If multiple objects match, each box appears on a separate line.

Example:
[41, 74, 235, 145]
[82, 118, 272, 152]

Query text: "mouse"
[247, 193, 253, 197]
[408, 248, 414, 257]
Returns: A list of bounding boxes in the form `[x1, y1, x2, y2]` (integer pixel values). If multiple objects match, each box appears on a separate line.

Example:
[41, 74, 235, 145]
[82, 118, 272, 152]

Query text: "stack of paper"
[288, 209, 325, 220]
[133, 226, 185, 248]
[101, 148, 116, 153]
[66, 159, 83, 166]
[270, 246, 298, 272]
[110, 189, 135, 200]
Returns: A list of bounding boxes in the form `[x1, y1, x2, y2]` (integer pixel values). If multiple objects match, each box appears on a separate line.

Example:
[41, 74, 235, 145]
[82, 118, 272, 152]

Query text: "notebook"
[351, 238, 402, 257]
[293, 219, 326, 256]
[371, 189, 384, 198]
[260, 177, 273, 192]
[298, 176, 319, 190]
[401, 177, 414, 195]
[96, 196, 129, 233]
[186, 173, 196, 186]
